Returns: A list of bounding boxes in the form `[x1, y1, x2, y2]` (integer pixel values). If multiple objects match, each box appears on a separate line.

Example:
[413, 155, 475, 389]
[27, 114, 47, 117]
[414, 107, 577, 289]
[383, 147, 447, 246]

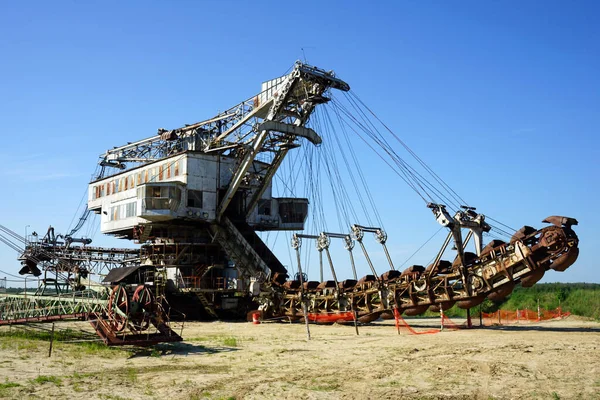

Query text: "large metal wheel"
[107, 285, 129, 332]
[129, 285, 154, 332]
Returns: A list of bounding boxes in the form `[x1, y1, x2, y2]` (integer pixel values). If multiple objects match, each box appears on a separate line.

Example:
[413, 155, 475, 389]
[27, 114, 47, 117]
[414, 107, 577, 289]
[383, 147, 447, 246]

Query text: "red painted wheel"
[130, 285, 154, 332]
[107, 285, 129, 332]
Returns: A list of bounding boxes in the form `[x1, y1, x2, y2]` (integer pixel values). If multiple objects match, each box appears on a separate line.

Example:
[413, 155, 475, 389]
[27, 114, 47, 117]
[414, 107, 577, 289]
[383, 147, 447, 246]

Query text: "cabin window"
[279, 201, 308, 223]
[159, 165, 164, 181]
[166, 164, 171, 179]
[174, 160, 180, 176]
[110, 206, 118, 221]
[187, 190, 203, 208]
[258, 199, 271, 215]
[137, 173, 141, 186]
[125, 202, 137, 218]
[144, 186, 180, 210]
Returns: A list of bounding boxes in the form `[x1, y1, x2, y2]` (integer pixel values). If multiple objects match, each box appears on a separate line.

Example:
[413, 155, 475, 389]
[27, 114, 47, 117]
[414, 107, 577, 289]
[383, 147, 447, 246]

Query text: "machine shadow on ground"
[128, 341, 239, 358]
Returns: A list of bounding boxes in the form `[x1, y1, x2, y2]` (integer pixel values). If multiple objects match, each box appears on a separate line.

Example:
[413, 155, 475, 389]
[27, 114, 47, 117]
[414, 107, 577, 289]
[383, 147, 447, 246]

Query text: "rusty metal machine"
[0, 61, 580, 340]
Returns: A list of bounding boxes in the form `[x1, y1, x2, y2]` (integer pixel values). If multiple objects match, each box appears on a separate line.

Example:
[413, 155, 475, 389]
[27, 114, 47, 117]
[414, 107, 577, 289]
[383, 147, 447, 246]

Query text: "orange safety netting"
[307, 312, 355, 324]
[393, 308, 467, 335]
[481, 307, 569, 326]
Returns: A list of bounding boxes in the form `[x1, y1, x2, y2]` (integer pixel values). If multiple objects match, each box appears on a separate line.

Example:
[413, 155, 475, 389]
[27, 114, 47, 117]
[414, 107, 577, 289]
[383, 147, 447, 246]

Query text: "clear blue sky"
[1, 1, 598, 283]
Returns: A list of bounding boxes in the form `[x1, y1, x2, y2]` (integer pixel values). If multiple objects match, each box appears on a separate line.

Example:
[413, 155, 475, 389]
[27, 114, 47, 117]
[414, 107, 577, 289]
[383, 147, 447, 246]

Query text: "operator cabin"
[87, 152, 309, 239]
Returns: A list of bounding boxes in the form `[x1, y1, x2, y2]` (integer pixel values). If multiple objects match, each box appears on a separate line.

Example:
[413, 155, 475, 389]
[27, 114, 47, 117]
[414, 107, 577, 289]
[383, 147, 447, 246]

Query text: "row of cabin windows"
[137, 186, 202, 210]
[93, 160, 181, 199]
[110, 201, 137, 221]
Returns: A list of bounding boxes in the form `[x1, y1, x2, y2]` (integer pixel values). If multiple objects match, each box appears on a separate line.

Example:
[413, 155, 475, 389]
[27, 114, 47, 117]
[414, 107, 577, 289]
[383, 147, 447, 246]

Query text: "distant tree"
[557, 287, 568, 304]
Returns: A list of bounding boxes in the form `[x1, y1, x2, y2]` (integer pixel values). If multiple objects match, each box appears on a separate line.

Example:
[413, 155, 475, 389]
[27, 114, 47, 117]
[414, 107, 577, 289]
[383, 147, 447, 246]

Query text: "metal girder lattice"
[20, 242, 140, 277]
[0, 290, 106, 325]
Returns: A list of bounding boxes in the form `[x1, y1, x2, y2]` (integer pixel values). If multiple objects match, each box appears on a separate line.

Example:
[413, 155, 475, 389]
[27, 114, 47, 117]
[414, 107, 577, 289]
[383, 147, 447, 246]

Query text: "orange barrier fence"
[307, 312, 355, 324]
[393, 309, 467, 335]
[481, 307, 569, 326]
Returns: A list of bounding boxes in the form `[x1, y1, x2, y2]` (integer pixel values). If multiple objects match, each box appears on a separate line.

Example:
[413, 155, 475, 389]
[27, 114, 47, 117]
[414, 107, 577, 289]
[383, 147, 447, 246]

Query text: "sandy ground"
[0, 316, 598, 399]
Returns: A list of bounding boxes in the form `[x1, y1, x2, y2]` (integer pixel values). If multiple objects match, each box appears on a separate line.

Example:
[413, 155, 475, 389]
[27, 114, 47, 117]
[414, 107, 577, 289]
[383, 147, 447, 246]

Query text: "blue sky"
[0, 1, 598, 284]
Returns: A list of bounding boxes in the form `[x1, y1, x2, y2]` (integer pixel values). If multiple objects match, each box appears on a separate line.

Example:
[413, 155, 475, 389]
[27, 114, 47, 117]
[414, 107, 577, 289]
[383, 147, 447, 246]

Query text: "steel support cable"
[321, 149, 349, 232]
[318, 108, 360, 229]
[305, 115, 329, 232]
[338, 93, 462, 210]
[337, 120, 385, 228]
[334, 108, 385, 229]
[314, 111, 355, 231]
[0, 236, 23, 254]
[67, 164, 107, 238]
[0, 229, 56, 269]
[322, 106, 376, 228]
[0, 227, 75, 271]
[398, 226, 444, 269]
[0, 225, 26, 244]
[346, 90, 466, 208]
[326, 146, 359, 230]
[331, 99, 428, 201]
[66, 191, 90, 235]
[348, 91, 468, 209]
[285, 232, 296, 277]
[491, 225, 512, 237]
[484, 232, 506, 242]
[0, 268, 27, 279]
[488, 225, 513, 239]
[303, 147, 323, 232]
[318, 107, 362, 226]
[332, 97, 463, 211]
[486, 216, 517, 233]
[331, 98, 442, 205]
[4, 278, 30, 282]
[304, 145, 327, 233]
[330, 104, 429, 204]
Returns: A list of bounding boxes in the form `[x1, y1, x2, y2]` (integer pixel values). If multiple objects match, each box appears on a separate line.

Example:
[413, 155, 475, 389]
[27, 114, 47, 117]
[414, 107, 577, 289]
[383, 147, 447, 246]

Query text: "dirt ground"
[0, 316, 598, 399]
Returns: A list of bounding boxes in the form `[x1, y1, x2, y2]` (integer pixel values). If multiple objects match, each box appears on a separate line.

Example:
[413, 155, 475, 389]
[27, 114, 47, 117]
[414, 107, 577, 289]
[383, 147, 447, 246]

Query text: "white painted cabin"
[88, 152, 308, 235]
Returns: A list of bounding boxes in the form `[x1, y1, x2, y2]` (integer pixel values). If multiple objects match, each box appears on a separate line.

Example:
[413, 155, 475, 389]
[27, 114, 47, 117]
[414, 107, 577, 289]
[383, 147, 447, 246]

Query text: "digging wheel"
[129, 285, 154, 332]
[107, 285, 129, 332]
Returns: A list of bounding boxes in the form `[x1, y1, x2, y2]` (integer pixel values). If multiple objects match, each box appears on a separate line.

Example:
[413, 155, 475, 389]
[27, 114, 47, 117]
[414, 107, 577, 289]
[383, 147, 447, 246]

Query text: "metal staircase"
[196, 292, 219, 319]
[211, 216, 272, 281]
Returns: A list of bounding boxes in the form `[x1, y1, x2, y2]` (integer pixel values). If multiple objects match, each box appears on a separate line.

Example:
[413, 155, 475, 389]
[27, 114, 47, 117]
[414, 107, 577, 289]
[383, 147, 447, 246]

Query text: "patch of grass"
[222, 337, 237, 347]
[110, 363, 230, 378]
[307, 377, 340, 392]
[125, 367, 138, 384]
[150, 348, 162, 357]
[0, 337, 41, 352]
[71, 371, 94, 380]
[30, 375, 62, 386]
[0, 382, 20, 389]
[72, 382, 84, 393]
[99, 395, 131, 400]
[551, 392, 561, 400]
[0, 381, 20, 398]
[309, 383, 340, 391]
[187, 334, 243, 347]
